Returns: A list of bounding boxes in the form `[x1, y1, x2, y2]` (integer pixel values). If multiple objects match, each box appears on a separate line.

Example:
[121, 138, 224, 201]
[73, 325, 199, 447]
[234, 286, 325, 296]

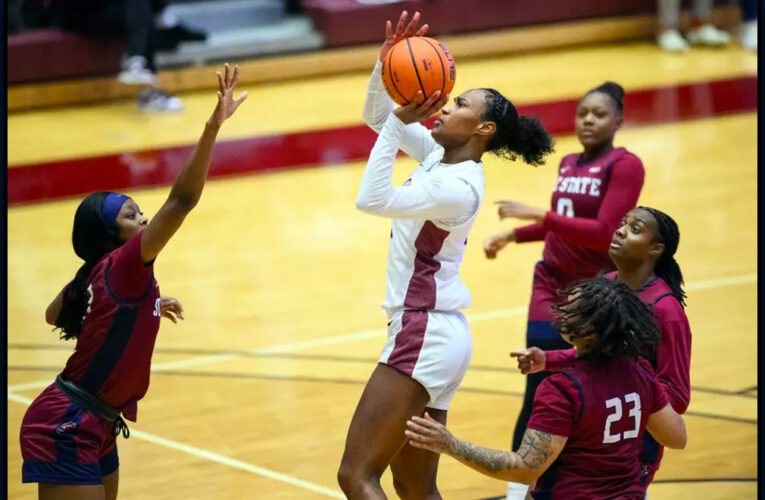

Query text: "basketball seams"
[405, 38, 428, 99]
[420, 38, 446, 96]
[386, 45, 410, 105]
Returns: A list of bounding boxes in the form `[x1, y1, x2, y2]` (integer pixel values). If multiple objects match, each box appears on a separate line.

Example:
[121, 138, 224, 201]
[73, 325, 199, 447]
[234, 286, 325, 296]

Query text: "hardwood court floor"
[7, 42, 757, 499]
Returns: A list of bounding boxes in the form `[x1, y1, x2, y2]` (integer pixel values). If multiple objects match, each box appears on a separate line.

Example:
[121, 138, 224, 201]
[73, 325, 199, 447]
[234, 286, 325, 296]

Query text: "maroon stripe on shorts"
[387, 310, 429, 376]
[387, 222, 450, 375]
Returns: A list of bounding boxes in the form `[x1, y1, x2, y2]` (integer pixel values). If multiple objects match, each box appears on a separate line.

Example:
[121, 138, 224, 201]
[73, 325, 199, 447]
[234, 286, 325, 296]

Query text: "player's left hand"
[160, 296, 185, 323]
[405, 412, 455, 455]
[394, 90, 449, 124]
[495, 200, 547, 222]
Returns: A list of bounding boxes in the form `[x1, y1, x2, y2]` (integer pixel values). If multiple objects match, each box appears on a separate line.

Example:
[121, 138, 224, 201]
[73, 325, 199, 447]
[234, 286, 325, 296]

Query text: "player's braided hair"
[586, 81, 625, 113]
[480, 88, 555, 166]
[552, 277, 661, 362]
[638, 206, 686, 307]
[55, 191, 123, 340]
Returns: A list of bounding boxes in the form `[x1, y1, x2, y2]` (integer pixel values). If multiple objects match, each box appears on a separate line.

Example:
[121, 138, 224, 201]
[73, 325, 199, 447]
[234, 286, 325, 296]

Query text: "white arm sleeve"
[355, 114, 478, 223]
[362, 60, 441, 164]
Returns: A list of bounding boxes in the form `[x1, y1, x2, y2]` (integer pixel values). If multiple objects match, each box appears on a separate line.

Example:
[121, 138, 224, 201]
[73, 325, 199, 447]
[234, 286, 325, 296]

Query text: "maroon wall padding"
[8, 29, 123, 84]
[303, 0, 723, 48]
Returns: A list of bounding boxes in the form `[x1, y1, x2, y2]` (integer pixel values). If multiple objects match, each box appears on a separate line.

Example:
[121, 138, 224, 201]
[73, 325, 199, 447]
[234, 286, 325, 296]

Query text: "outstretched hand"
[159, 296, 185, 324]
[405, 412, 455, 455]
[393, 90, 449, 125]
[209, 63, 248, 128]
[495, 200, 547, 222]
[380, 10, 429, 61]
[511, 347, 546, 375]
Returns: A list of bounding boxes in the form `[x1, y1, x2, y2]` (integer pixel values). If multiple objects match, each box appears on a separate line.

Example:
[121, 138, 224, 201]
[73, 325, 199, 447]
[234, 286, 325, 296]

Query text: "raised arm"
[646, 404, 687, 449]
[139, 64, 247, 263]
[406, 414, 566, 484]
[363, 11, 441, 163]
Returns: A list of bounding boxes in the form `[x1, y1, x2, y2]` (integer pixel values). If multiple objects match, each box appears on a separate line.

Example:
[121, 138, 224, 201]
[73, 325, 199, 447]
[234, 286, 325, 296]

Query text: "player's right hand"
[209, 63, 248, 128]
[483, 231, 514, 259]
[380, 10, 429, 61]
[511, 347, 546, 374]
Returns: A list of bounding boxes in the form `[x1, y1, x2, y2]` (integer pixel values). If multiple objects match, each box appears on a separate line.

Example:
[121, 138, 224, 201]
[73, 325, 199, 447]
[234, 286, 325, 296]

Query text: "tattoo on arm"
[447, 429, 557, 477]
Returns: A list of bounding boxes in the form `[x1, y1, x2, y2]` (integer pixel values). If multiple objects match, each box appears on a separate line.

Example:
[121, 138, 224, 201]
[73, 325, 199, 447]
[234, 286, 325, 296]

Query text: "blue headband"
[100, 193, 130, 230]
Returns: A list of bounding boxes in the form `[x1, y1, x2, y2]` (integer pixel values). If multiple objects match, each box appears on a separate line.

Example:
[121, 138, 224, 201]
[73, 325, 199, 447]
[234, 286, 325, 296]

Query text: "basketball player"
[482, 80, 645, 500]
[405, 277, 687, 499]
[19, 64, 247, 500]
[513, 206, 692, 493]
[337, 10, 555, 499]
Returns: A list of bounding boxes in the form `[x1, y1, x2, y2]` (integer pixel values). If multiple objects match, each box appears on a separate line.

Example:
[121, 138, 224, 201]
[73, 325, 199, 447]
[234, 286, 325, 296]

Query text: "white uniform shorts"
[379, 309, 472, 410]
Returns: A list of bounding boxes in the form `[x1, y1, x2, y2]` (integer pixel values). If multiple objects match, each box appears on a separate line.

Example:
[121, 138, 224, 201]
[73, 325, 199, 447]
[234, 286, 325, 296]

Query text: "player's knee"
[392, 475, 439, 500]
[337, 460, 370, 495]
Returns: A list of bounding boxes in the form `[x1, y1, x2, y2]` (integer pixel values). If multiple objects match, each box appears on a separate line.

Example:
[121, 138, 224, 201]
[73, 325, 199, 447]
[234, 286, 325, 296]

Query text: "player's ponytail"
[481, 88, 555, 166]
[55, 192, 122, 340]
[553, 277, 661, 362]
[638, 206, 686, 307]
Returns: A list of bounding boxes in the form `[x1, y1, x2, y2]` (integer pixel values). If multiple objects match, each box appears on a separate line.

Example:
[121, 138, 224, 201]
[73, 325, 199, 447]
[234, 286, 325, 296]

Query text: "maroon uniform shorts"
[20, 383, 119, 485]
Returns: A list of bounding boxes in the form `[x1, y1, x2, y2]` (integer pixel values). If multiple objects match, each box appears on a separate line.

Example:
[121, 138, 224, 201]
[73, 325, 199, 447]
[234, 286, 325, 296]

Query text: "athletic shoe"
[686, 24, 732, 46]
[118, 56, 158, 86]
[137, 89, 184, 112]
[657, 29, 689, 52]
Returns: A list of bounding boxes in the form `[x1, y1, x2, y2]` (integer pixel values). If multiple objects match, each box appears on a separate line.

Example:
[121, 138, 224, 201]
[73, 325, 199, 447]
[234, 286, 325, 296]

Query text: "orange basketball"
[382, 37, 456, 106]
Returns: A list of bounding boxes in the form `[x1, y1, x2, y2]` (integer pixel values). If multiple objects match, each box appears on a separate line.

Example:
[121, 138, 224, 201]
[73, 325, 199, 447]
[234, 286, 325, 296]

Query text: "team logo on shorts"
[55, 422, 77, 435]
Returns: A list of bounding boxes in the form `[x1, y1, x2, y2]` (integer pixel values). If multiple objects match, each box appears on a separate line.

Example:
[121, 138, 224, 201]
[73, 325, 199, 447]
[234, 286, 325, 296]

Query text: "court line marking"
[8, 272, 756, 393]
[6, 392, 345, 498]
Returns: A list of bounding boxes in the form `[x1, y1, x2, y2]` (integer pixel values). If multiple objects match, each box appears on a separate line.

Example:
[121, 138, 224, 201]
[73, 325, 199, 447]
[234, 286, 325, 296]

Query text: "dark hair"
[55, 191, 123, 340]
[637, 206, 686, 307]
[553, 277, 661, 362]
[585, 81, 625, 113]
[481, 88, 555, 166]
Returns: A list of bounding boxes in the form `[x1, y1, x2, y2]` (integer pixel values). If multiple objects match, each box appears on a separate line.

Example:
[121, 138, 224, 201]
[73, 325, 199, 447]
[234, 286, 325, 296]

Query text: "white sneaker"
[740, 20, 757, 52]
[118, 56, 158, 85]
[137, 88, 184, 112]
[686, 24, 732, 46]
[657, 29, 689, 52]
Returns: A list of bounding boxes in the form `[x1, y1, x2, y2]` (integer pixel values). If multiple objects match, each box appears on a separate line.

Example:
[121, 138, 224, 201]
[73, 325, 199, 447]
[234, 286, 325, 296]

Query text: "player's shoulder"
[651, 294, 686, 323]
[539, 370, 583, 398]
[610, 148, 644, 168]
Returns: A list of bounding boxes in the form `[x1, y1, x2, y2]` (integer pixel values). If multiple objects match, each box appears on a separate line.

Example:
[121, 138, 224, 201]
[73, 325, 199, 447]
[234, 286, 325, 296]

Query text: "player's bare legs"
[38, 484, 105, 500]
[390, 409, 446, 499]
[103, 470, 119, 500]
[338, 363, 434, 499]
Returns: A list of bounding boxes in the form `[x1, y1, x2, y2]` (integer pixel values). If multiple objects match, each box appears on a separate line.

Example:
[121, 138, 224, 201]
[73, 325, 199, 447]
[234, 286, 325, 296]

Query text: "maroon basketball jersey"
[61, 231, 160, 421]
[542, 147, 644, 281]
[528, 356, 668, 499]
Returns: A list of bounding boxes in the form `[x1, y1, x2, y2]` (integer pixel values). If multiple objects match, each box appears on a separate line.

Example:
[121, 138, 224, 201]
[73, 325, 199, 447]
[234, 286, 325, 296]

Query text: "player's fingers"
[395, 11, 408, 35]
[216, 72, 225, 95]
[162, 312, 177, 324]
[224, 63, 231, 87]
[407, 419, 439, 437]
[404, 11, 420, 37]
[415, 24, 429, 37]
[510, 350, 530, 358]
[231, 65, 240, 89]
[385, 20, 392, 38]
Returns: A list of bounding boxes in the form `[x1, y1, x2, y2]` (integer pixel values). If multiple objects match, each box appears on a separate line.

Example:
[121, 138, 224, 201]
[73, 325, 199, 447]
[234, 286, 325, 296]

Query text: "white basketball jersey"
[357, 61, 486, 316]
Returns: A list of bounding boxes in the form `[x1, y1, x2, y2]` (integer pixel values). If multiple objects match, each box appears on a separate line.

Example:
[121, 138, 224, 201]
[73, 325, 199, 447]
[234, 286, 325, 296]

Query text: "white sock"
[506, 482, 529, 500]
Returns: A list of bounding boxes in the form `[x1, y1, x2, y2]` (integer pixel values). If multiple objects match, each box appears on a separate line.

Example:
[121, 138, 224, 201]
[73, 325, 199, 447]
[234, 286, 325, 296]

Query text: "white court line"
[8, 272, 756, 394]
[6, 392, 345, 498]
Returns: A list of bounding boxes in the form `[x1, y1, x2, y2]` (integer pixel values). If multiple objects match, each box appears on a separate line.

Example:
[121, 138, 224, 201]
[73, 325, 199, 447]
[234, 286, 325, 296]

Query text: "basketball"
[382, 37, 456, 106]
